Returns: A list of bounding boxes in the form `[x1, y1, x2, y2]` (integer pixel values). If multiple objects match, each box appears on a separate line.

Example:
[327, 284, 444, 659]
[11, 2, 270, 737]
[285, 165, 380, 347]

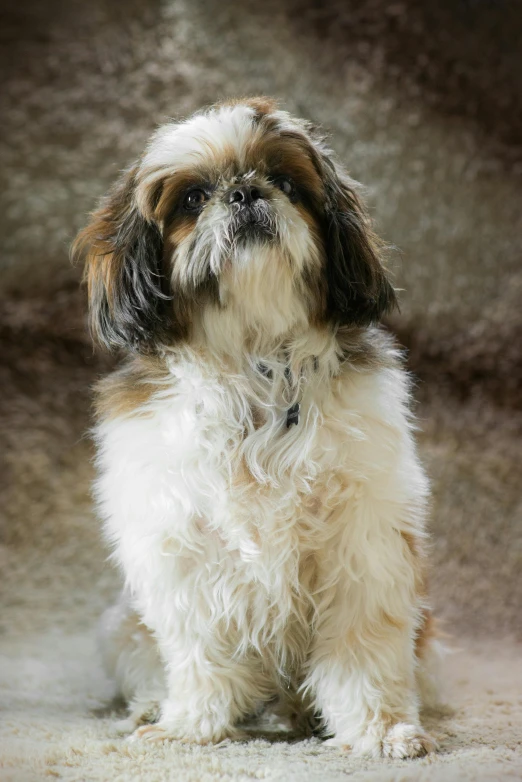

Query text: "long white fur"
[95, 103, 436, 758]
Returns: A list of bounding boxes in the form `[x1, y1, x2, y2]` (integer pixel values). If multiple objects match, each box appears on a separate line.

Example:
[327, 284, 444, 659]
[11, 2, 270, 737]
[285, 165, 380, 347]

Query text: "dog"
[73, 97, 438, 758]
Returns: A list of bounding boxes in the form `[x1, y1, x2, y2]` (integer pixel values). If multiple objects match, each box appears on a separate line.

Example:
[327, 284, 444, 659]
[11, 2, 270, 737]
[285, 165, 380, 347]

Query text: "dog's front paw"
[110, 700, 161, 736]
[325, 722, 436, 759]
[129, 722, 190, 744]
[381, 723, 436, 759]
[129, 720, 244, 745]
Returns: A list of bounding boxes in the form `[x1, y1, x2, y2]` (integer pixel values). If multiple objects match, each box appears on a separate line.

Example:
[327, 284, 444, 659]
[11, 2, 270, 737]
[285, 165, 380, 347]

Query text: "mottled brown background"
[1, 0, 521, 649]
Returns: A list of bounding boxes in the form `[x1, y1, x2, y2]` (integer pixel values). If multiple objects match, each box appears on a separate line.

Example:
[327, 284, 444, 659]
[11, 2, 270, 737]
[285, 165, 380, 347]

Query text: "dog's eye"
[183, 189, 209, 211]
[273, 177, 296, 200]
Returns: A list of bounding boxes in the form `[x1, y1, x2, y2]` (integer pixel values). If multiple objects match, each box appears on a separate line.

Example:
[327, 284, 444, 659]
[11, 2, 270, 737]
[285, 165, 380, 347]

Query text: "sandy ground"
[1, 0, 521, 779]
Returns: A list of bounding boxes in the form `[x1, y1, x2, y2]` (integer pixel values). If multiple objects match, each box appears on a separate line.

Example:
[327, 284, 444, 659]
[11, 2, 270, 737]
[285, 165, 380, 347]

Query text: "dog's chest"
[135, 377, 342, 650]
[98, 355, 391, 653]
[162, 372, 339, 523]
[155, 376, 350, 612]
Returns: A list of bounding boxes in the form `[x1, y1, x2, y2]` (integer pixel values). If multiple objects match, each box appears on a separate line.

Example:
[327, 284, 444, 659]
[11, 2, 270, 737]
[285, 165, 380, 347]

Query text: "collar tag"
[286, 402, 300, 428]
[256, 359, 315, 430]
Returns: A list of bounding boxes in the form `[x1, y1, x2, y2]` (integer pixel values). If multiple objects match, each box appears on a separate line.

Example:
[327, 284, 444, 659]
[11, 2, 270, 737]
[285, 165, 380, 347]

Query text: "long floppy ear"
[321, 157, 397, 325]
[72, 166, 171, 351]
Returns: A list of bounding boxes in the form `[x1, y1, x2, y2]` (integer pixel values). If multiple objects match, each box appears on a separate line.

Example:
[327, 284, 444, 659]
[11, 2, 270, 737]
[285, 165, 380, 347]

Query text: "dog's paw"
[325, 722, 436, 759]
[109, 700, 161, 737]
[381, 723, 436, 759]
[110, 717, 140, 737]
[129, 720, 244, 745]
[129, 722, 189, 744]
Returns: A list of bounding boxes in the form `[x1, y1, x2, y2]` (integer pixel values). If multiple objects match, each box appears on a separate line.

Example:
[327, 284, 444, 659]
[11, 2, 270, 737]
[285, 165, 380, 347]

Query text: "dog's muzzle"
[225, 184, 274, 239]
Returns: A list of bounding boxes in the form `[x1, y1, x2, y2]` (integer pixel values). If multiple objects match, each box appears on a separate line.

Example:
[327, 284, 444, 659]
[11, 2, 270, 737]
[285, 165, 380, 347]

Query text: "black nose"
[227, 185, 263, 206]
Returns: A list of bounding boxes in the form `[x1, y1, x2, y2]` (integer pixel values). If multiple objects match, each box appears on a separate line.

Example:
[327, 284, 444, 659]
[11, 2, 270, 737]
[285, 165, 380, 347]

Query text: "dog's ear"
[321, 157, 397, 326]
[72, 166, 171, 351]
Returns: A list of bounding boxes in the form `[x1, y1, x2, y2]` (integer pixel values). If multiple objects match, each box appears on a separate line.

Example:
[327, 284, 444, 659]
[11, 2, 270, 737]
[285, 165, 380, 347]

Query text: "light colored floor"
[1, 630, 521, 782]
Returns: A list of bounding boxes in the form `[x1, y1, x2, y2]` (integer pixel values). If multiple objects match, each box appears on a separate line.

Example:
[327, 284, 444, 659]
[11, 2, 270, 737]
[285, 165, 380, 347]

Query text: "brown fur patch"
[400, 530, 421, 558]
[72, 168, 138, 318]
[396, 531, 438, 661]
[72, 164, 173, 351]
[166, 215, 197, 248]
[296, 203, 322, 236]
[154, 169, 209, 222]
[336, 326, 402, 373]
[249, 403, 266, 432]
[399, 529, 428, 599]
[95, 355, 171, 421]
[415, 609, 439, 659]
[381, 610, 407, 633]
[243, 131, 325, 204]
[219, 95, 279, 119]
[246, 96, 279, 117]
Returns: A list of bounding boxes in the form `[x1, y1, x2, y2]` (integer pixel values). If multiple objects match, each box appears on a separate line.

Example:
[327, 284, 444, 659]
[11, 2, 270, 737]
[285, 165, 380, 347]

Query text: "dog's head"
[73, 97, 396, 352]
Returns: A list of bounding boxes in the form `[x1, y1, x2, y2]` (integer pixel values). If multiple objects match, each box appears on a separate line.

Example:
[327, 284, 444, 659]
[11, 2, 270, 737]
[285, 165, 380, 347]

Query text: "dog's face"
[74, 98, 396, 351]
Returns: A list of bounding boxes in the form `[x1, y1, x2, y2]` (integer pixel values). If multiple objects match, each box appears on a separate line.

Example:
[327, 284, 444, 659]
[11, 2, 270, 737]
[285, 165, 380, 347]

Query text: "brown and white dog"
[74, 97, 438, 758]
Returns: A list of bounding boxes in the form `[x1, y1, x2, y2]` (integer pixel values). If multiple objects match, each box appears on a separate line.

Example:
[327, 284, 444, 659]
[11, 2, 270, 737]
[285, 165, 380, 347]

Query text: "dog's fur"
[73, 98, 438, 758]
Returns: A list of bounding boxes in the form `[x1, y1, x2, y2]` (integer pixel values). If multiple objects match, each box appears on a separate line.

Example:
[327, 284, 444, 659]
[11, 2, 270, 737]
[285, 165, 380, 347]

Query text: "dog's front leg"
[306, 522, 435, 758]
[131, 627, 269, 744]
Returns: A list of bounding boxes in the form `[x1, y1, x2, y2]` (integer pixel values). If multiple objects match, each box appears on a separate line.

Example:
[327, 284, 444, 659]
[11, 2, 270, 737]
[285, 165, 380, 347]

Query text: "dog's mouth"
[230, 207, 276, 243]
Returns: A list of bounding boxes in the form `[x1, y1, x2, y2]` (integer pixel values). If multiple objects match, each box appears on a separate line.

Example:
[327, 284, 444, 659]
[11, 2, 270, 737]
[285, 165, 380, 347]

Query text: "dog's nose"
[227, 185, 263, 206]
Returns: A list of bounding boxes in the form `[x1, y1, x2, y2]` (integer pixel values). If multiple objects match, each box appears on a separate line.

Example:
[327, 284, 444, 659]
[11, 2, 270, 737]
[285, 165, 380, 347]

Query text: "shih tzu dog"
[74, 97, 438, 758]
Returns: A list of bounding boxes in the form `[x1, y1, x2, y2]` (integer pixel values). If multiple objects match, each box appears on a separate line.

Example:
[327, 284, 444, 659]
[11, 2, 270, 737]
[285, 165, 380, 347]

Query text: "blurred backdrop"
[1, 0, 521, 648]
